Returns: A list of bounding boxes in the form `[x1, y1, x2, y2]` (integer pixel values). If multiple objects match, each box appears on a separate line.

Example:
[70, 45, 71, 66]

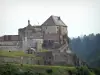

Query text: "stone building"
[35, 51, 53, 65]
[18, 15, 69, 51]
[0, 15, 69, 52]
[18, 20, 43, 51]
[42, 15, 68, 48]
[0, 15, 81, 66]
[0, 35, 20, 51]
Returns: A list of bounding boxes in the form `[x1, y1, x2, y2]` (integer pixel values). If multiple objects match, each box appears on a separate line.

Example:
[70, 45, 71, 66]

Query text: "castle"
[0, 15, 83, 66]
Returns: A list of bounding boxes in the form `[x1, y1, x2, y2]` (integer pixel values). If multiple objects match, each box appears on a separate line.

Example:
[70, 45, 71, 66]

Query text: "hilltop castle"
[0, 15, 83, 66]
[0, 15, 69, 51]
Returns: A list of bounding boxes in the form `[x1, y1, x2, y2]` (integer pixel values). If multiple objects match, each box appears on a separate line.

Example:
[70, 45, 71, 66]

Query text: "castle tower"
[41, 15, 68, 48]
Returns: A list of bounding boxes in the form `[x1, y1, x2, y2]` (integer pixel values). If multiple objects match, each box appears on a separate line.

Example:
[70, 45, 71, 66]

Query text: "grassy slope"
[0, 49, 50, 57]
[0, 64, 96, 75]
[0, 51, 96, 75]
[0, 50, 35, 57]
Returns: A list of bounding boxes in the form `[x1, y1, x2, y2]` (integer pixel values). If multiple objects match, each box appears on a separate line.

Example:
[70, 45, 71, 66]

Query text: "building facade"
[0, 15, 81, 66]
[42, 16, 68, 48]
[0, 35, 20, 51]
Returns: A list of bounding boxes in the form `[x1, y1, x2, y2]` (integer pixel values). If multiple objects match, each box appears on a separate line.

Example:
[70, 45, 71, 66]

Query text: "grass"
[16, 64, 75, 70]
[39, 49, 49, 52]
[0, 63, 96, 75]
[0, 49, 49, 58]
[0, 63, 77, 75]
[0, 50, 35, 57]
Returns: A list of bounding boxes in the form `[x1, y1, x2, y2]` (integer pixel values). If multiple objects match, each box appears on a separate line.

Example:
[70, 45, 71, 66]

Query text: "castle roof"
[41, 15, 67, 26]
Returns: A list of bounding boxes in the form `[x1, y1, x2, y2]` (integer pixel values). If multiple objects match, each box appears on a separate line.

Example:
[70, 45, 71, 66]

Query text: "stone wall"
[53, 52, 75, 66]
[42, 26, 59, 34]
[0, 41, 19, 46]
[0, 56, 44, 65]
[0, 40, 21, 51]
[35, 51, 54, 65]
[0, 46, 21, 51]
[22, 37, 43, 51]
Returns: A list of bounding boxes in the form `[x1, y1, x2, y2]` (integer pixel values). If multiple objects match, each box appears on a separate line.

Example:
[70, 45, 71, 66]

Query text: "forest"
[69, 33, 100, 68]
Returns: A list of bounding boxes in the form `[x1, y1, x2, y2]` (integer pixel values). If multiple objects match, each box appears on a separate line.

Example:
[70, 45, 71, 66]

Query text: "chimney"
[28, 20, 30, 25]
[58, 17, 60, 20]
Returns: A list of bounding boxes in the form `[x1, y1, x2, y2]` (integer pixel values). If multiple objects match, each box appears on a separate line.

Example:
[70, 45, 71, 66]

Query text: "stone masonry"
[0, 15, 81, 66]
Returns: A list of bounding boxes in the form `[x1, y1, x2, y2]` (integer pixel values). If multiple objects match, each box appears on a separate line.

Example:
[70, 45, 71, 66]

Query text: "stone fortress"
[0, 15, 83, 66]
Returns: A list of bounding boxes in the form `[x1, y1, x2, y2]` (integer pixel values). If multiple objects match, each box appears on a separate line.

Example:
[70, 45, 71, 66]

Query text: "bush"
[46, 69, 53, 74]
[0, 64, 96, 75]
[76, 66, 95, 75]
[92, 68, 100, 75]
[68, 70, 72, 75]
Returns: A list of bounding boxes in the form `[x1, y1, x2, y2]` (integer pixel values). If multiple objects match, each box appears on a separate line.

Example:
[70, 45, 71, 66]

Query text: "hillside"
[69, 33, 100, 68]
[0, 63, 95, 75]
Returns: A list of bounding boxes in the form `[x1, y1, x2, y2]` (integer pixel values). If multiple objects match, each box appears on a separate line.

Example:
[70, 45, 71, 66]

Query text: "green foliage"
[46, 69, 53, 74]
[0, 64, 96, 75]
[92, 68, 100, 75]
[76, 66, 91, 75]
[69, 33, 100, 68]
[0, 64, 19, 75]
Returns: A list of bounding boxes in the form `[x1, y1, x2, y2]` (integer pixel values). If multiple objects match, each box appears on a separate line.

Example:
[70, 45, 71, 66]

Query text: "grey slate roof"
[41, 15, 67, 26]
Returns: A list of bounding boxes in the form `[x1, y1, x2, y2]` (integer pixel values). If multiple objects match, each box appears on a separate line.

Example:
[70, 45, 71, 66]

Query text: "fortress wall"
[0, 56, 44, 65]
[0, 46, 21, 51]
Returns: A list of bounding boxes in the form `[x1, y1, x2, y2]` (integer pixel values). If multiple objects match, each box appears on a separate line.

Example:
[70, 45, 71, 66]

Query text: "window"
[57, 30, 59, 33]
[43, 31, 45, 34]
[49, 57, 51, 59]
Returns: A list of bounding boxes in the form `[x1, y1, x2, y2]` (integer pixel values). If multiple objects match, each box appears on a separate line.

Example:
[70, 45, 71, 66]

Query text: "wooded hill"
[69, 33, 100, 68]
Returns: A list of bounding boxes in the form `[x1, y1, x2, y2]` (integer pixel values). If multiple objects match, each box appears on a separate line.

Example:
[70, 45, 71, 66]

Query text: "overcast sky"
[0, 0, 100, 37]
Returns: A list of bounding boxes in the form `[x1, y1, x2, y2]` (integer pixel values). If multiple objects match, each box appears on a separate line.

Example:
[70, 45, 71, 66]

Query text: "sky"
[0, 0, 100, 37]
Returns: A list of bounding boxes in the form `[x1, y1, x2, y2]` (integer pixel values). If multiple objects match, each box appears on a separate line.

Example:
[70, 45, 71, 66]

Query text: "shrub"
[46, 69, 53, 74]
[0, 64, 96, 75]
[68, 70, 72, 75]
